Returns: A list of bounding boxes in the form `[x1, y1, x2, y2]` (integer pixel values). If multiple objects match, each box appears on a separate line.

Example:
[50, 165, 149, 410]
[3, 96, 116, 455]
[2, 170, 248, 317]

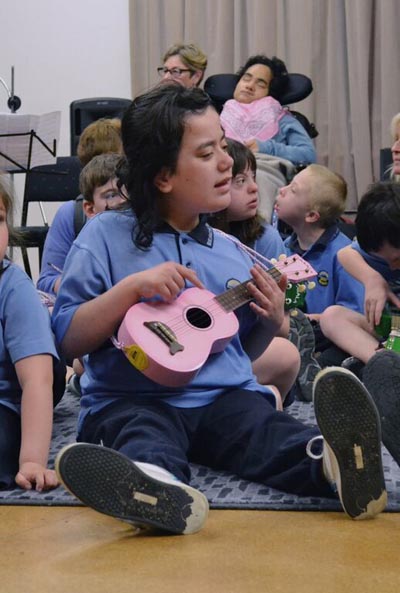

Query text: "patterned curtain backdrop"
[129, 0, 400, 207]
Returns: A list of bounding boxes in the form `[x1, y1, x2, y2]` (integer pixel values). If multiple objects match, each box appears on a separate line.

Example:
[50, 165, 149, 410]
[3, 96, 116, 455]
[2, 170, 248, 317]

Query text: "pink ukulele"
[116, 255, 316, 387]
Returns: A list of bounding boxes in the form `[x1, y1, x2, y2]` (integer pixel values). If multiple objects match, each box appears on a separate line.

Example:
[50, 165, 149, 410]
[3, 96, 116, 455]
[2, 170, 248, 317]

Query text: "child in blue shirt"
[53, 84, 386, 534]
[319, 183, 400, 467]
[320, 182, 400, 364]
[208, 138, 299, 402]
[0, 177, 59, 491]
[37, 153, 126, 296]
[275, 164, 364, 400]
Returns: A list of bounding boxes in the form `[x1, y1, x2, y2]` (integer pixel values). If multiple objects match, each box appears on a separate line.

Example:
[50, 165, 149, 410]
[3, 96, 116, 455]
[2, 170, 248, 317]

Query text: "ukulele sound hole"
[185, 307, 212, 329]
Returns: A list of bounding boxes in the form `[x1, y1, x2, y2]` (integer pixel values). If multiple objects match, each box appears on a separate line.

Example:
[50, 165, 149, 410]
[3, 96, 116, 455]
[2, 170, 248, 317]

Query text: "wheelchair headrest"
[204, 72, 313, 112]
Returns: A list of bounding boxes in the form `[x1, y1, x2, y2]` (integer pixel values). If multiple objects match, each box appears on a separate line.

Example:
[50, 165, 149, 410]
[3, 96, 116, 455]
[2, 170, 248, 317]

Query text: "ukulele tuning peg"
[278, 254, 287, 261]
[307, 281, 316, 290]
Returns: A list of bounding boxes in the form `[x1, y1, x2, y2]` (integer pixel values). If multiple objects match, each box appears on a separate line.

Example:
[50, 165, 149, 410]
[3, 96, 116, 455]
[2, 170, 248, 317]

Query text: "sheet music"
[0, 111, 61, 172]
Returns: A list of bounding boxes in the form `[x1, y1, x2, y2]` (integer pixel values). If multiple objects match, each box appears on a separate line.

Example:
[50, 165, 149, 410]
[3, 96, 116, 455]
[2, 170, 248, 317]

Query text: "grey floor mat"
[1, 393, 399, 511]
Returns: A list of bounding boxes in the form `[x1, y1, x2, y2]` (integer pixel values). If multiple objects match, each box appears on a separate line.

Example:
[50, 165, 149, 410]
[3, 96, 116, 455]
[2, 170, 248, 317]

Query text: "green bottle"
[375, 305, 392, 340]
[386, 329, 400, 352]
[385, 314, 400, 352]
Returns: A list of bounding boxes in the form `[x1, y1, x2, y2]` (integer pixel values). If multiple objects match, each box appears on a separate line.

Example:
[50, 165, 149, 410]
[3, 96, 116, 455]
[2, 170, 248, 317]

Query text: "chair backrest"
[204, 74, 239, 113]
[22, 156, 82, 224]
[70, 97, 131, 155]
[380, 147, 392, 181]
[12, 156, 82, 278]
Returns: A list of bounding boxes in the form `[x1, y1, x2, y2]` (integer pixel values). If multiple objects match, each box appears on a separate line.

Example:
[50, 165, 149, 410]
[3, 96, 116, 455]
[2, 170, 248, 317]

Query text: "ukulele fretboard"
[215, 267, 283, 313]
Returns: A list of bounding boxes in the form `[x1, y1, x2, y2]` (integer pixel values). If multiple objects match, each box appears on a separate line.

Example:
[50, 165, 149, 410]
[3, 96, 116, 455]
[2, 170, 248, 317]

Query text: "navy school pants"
[0, 405, 21, 489]
[79, 389, 335, 499]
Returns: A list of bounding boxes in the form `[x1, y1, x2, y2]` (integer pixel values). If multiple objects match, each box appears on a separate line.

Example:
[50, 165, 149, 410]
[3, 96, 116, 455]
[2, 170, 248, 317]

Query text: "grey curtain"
[129, 0, 400, 207]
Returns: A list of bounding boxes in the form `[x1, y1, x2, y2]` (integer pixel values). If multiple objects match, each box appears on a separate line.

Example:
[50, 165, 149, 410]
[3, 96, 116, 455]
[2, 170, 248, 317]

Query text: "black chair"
[380, 147, 392, 181]
[10, 156, 82, 278]
[204, 72, 318, 138]
[70, 97, 131, 155]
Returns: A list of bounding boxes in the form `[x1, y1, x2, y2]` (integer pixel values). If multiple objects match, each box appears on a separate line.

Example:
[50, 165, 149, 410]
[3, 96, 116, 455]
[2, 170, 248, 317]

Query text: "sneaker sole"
[363, 350, 400, 467]
[56, 443, 209, 534]
[313, 367, 387, 519]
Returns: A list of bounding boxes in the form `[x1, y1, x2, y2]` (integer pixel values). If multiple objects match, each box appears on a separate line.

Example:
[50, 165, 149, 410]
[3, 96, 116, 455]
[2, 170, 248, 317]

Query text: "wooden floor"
[1, 506, 399, 593]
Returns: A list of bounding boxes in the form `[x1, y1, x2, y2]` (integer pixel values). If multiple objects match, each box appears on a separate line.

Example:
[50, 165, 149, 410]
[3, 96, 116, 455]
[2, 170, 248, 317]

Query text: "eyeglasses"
[103, 190, 127, 208]
[157, 67, 193, 78]
[241, 72, 269, 90]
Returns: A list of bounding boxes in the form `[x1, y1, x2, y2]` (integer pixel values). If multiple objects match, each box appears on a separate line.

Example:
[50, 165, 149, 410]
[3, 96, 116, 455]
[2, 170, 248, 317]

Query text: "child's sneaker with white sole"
[311, 367, 387, 519]
[56, 443, 209, 534]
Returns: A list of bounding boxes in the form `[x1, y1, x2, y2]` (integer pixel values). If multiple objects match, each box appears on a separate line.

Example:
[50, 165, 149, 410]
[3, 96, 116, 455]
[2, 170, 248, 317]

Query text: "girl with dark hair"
[209, 138, 284, 253]
[52, 84, 387, 535]
[208, 139, 299, 399]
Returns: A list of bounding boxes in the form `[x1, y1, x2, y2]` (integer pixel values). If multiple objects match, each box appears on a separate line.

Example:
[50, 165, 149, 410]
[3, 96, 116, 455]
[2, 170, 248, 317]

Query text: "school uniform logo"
[226, 278, 241, 290]
[317, 270, 329, 287]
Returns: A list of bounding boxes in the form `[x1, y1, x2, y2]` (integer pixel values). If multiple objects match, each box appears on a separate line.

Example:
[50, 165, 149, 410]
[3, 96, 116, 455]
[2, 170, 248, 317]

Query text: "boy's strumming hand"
[133, 262, 204, 302]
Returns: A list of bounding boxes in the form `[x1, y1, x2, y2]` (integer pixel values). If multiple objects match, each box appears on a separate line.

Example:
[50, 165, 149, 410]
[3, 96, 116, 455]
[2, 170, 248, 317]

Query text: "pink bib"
[220, 96, 284, 143]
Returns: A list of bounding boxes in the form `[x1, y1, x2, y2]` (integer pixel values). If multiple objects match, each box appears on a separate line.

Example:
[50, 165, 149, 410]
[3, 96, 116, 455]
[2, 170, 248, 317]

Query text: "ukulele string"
[150, 291, 245, 337]
[147, 230, 282, 337]
[212, 228, 278, 274]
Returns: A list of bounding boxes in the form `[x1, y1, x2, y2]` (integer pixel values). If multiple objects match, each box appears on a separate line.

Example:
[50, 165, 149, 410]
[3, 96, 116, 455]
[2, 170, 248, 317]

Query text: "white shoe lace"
[306, 435, 324, 460]
[306, 435, 338, 492]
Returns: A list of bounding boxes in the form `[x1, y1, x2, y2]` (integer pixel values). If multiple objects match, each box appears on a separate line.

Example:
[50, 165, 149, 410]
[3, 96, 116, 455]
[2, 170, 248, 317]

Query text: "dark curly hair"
[119, 84, 213, 249]
[236, 54, 289, 100]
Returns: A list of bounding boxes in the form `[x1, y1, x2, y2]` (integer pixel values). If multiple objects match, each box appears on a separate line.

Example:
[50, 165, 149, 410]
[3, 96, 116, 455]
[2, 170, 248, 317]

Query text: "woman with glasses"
[158, 43, 207, 88]
[220, 54, 316, 167]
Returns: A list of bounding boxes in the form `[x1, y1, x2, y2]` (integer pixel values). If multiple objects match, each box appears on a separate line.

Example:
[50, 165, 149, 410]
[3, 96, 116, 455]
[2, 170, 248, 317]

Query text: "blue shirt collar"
[287, 224, 340, 255]
[157, 215, 214, 247]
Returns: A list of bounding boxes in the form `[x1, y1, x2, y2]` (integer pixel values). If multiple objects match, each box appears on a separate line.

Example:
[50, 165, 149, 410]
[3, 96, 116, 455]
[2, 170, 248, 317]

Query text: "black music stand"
[1, 129, 58, 275]
[0, 129, 56, 174]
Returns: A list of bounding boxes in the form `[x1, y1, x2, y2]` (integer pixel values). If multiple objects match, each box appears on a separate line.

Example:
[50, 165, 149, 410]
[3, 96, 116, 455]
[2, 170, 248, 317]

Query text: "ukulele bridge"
[144, 321, 184, 355]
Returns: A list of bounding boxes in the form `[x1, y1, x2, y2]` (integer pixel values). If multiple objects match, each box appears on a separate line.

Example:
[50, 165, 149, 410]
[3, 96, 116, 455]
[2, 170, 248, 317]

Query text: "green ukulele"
[284, 280, 315, 311]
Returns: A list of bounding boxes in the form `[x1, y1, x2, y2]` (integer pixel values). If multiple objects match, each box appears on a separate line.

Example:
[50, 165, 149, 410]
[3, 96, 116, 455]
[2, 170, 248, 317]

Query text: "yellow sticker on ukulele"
[123, 345, 149, 371]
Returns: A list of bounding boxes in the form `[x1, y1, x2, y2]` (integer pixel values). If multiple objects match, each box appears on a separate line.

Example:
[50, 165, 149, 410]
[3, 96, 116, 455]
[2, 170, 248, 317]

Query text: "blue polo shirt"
[352, 241, 400, 296]
[0, 260, 58, 414]
[37, 200, 76, 295]
[284, 225, 364, 314]
[252, 222, 286, 261]
[52, 209, 274, 427]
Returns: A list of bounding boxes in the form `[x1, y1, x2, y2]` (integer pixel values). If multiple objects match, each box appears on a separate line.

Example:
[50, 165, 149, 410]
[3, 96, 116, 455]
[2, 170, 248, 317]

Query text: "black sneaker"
[65, 373, 82, 398]
[363, 350, 400, 467]
[289, 309, 321, 402]
[313, 367, 387, 519]
[341, 356, 365, 380]
[56, 443, 209, 534]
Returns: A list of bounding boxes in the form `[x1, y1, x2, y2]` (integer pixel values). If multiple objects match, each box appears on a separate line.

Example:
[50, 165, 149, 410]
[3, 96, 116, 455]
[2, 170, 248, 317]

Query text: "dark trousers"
[79, 389, 334, 499]
[0, 405, 21, 489]
[312, 320, 349, 367]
